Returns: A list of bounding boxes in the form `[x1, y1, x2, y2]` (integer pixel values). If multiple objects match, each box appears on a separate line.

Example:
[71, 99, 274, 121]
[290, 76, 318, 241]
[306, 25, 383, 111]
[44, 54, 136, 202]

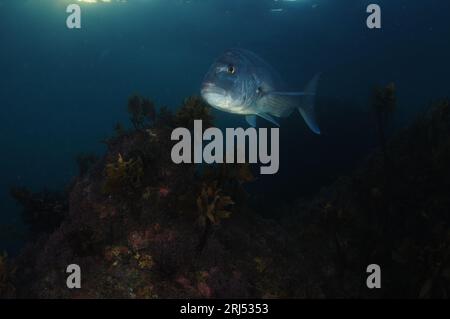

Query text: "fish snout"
[201, 82, 226, 96]
[201, 82, 216, 91]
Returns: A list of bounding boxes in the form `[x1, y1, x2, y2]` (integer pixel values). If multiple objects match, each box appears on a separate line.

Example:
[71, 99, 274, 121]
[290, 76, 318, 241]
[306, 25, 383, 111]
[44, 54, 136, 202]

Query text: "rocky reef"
[2, 93, 450, 298]
[4, 95, 298, 298]
[282, 98, 450, 298]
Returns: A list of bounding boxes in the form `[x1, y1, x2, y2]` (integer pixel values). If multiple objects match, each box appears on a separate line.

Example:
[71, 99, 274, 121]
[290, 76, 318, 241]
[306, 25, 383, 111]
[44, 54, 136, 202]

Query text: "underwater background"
[1, 0, 450, 298]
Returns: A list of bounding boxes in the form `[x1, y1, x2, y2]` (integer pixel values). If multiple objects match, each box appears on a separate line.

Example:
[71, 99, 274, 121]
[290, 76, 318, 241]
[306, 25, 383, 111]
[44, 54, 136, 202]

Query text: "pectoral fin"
[259, 92, 297, 117]
[256, 113, 280, 127]
[245, 115, 257, 127]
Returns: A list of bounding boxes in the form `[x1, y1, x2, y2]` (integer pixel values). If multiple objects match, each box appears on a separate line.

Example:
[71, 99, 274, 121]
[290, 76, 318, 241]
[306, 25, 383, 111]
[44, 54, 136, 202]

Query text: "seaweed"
[128, 95, 156, 130]
[103, 153, 144, 198]
[196, 181, 234, 228]
[9, 187, 67, 239]
[114, 122, 126, 137]
[282, 99, 450, 298]
[8, 90, 450, 299]
[76, 153, 99, 177]
[371, 83, 397, 167]
[174, 96, 213, 129]
[155, 106, 175, 129]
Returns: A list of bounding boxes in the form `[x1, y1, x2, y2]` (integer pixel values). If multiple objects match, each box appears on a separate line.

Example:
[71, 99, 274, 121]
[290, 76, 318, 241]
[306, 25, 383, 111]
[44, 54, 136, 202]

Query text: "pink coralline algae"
[176, 276, 193, 290]
[158, 187, 170, 198]
[197, 282, 213, 298]
[128, 230, 151, 251]
[127, 224, 176, 251]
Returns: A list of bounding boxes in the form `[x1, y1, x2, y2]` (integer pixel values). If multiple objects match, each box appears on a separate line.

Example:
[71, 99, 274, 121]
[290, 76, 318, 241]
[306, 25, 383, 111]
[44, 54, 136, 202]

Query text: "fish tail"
[298, 73, 321, 135]
[260, 74, 321, 133]
[298, 73, 320, 134]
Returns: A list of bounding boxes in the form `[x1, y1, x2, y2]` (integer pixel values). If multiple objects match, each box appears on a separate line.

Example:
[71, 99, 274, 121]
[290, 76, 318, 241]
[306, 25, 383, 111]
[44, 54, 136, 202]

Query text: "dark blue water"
[1, 0, 450, 253]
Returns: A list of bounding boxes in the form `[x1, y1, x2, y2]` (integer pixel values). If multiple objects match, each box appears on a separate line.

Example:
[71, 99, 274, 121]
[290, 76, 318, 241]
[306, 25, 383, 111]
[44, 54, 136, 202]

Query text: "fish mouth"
[201, 83, 232, 110]
[201, 82, 227, 97]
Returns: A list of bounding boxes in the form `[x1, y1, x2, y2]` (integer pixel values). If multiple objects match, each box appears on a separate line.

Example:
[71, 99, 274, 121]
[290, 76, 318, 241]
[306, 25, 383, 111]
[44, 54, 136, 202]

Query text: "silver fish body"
[201, 48, 321, 134]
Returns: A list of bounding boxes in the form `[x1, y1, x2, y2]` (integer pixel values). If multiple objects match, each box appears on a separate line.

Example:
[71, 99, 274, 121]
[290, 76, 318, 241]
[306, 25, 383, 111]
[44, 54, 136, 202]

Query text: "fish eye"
[227, 64, 236, 75]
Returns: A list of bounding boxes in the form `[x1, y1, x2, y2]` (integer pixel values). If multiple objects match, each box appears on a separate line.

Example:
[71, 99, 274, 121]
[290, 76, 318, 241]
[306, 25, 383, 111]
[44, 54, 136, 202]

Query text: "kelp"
[103, 153, 144, 198]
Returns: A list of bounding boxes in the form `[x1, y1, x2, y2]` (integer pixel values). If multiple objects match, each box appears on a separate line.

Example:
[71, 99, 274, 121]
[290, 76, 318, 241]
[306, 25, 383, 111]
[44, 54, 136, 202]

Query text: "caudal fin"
[298, 73, 321, 135]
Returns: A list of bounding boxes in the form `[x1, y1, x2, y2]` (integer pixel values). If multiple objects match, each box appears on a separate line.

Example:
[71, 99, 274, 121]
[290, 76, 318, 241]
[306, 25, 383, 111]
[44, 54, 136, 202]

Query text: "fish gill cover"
[0, 0, 450, 299]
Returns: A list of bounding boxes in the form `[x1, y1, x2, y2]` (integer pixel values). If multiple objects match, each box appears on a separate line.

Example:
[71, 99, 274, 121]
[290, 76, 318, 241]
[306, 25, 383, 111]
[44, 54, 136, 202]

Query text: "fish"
[200, 48, 321, 134]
